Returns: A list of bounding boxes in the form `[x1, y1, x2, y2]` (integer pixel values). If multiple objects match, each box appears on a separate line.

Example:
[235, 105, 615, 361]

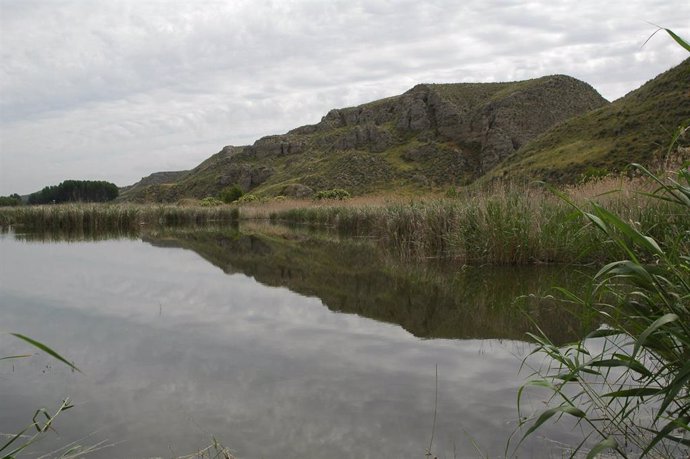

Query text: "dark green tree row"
[28, 180, 119, 204]
[0, 193, 22, 206]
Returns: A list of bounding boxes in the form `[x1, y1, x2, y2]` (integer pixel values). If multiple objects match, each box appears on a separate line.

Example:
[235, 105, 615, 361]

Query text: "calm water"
[0, 226, 590, 458]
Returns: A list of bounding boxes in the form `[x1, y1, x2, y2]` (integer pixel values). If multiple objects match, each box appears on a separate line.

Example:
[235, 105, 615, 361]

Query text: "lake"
[0, 224, 591, 458]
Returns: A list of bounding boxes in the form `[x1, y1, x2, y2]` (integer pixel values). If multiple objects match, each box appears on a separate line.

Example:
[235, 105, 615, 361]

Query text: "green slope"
[492, 58, 690, 183]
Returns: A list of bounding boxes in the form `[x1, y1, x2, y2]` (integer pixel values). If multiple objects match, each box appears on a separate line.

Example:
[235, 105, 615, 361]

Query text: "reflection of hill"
[143, 225, 589, 343]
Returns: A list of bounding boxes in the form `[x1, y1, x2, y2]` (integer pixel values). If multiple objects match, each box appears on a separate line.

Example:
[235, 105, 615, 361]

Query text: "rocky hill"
[491, 58, 690, 183]
[119, 170, 188, 198]
[120, 74, 607, 202]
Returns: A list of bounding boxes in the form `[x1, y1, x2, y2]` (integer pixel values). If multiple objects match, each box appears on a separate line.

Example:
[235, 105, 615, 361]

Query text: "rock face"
[281, 183, 314, 198]
[244, 136, 306, 158]
[118, 170, 189, 200]
[121, 74, 609, 202]
[301, 75, 607, 173]
[121, 170, 188, 191]
[218, 164, 273, 191]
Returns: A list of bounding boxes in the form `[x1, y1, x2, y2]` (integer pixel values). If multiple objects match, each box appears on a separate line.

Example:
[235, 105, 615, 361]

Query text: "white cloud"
[1, 0, 688, 194]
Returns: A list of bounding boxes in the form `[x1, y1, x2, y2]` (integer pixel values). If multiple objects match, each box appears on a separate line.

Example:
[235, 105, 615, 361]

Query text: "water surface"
[0, 226, 589, 458]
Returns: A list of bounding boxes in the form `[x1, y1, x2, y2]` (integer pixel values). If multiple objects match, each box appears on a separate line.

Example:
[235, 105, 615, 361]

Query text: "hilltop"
[118, 170, 188, 200]
[120, 74, 607, 202]
[491, 58, 690, 182]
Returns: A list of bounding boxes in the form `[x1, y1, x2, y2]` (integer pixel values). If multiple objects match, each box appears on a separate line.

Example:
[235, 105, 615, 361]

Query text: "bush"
[200, 197, 224, 207]
[219, 185, 244, 203]
[314, 189, 351, 200]
[237, 194, 258, 203]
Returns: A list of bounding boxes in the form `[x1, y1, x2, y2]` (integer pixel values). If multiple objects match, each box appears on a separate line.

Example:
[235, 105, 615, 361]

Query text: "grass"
[0, 202, 239, 233]
[249, 173, 690, 266]
[2, 334, 234, 459]
[492, 57, 690, 183]
[177, 439, 235, 459]
[4, 169, 686, 270]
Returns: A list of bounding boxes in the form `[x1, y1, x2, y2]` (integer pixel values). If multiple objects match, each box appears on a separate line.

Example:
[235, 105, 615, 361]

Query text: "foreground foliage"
[513, 165, 690, 457]
[1, 334, 83, 459]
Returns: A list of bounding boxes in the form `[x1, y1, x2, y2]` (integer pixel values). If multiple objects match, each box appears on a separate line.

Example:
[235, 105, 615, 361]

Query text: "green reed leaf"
[588, 358, 652, 378]
[0, 354, 32, 362]
[522, 405, 586, 439]
[633, 313, 679, 358]
[603, 387, 664, 398]
[643, 414, 690, 455]
[9, 333, 81, 373]
[586, 436, 618, 459]
[664, 29, 690, 52]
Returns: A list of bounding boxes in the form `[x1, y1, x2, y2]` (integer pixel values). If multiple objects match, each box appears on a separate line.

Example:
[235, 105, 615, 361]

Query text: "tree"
[28, 180, 119, 204]
[0, 194, 22, 206]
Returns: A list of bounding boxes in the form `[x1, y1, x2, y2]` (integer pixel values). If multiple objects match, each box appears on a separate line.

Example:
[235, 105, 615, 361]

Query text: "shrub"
[219, 185, 244, 203]
[237, 194, 258, 203]
[200, 197, 224, 207]
[314, 189, 351, 200]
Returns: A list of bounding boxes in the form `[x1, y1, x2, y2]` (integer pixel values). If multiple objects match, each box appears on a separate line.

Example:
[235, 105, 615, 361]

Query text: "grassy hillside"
[119, 170, 189, 202]
[121, 75, 606, 202]
[492, 58, 690, 183]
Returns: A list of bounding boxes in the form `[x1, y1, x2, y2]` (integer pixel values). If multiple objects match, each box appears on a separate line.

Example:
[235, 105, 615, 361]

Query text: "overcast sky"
[0, 0, 688, 195]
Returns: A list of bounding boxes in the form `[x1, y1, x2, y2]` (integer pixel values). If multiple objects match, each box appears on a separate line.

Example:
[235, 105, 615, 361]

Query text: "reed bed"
[237, 191, 417, 219]
[0, 203, 239, 232]
[262, 176, 690, 265]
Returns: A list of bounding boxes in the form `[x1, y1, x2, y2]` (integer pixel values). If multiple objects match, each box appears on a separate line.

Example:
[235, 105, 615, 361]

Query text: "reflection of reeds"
[260, 177, 690, 265]
[143, 225, 590, 343]
[0, 203, 239, 232]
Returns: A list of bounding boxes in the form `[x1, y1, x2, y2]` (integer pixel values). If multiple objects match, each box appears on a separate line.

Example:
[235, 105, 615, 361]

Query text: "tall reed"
[264, 178, 689, 265]
[0, 203, 239, 233]
[511, 165, 690, 457]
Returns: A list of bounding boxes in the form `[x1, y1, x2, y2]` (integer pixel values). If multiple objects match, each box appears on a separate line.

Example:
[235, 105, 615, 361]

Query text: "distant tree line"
[28, 180, 119, 204]
[0, 193, 22, 206]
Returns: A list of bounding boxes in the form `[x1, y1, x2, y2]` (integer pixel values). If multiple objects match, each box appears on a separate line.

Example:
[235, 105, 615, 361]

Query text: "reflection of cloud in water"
[0, 235, 582, 458]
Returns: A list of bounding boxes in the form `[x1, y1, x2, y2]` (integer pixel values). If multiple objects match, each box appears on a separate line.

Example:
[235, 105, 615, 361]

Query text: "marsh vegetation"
[245, 174, 690, 266]
[0, 202, 239, 233]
